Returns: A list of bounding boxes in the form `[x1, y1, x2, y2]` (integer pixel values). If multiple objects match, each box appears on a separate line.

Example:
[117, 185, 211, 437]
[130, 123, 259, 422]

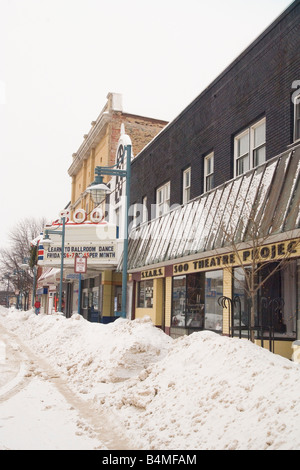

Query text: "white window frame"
[132, 203, 138, 229]
[142, 196, 148, 223]
[156, 181, 170, 217]
[294, 94, 300, 142]
[234, 118, 266, 177]
[182, 167, 191, 204]
[204, 152, 214, 193]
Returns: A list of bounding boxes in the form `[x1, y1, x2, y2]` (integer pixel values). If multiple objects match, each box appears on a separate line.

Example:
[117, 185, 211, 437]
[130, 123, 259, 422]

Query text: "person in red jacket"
[34, 300, 41, 315]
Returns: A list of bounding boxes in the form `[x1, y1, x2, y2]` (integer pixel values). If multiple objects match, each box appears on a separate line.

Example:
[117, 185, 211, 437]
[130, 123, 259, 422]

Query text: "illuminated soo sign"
[57, 208, 104, 224]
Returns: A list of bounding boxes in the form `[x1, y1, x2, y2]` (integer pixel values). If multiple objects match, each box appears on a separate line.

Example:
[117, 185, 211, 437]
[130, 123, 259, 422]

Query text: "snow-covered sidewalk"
[0, 306, 300, 450]
[0, 316, 132, 450]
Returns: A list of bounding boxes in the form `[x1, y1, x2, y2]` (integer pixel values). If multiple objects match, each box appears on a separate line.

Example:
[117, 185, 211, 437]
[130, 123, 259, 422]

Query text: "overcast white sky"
[0, 0, 293, 247]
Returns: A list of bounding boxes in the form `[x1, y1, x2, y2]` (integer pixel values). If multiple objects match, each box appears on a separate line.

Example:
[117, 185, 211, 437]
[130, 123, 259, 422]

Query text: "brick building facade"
[130, 1, 300, 216]
[69, 92, 167, 216]
[38, 93, 167, 321]
[124, 1, 300, 360]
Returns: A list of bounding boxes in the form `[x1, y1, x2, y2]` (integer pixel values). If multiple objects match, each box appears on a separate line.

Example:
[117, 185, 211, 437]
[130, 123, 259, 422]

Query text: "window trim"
[156, 181, 171, 217]
[182, 167, 191, 204]
[294, 93, 300, 142]
[132, 202, 138, 229]
[142, 196, 148, 224]
[137, 279, 154, 309]
[204, 152, 214, 193]
[234, 118, 266, 178]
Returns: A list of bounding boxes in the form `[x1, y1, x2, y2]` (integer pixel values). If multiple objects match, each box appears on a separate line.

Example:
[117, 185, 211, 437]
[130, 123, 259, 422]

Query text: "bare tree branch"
[0, 217, 46, 295]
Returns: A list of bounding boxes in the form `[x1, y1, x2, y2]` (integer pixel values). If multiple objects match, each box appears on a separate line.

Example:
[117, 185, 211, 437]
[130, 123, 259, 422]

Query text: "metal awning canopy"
[122, 145, 300, 271]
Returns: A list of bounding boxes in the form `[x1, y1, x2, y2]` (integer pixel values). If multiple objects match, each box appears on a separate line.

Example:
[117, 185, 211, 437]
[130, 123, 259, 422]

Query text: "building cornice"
[68, 111, 112, 177]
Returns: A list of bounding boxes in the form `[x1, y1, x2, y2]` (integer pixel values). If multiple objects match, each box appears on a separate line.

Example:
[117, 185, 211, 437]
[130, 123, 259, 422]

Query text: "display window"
[82, 289, 89, 309]
[92, 288, 99, 311]
[172, 275, 188, 327]
[233, 260, 298, 339]
[138, 280, 154, 308]
[114, 286, 122, 312]
[172, 270, 223, 331]
[205, 270, 223, 331]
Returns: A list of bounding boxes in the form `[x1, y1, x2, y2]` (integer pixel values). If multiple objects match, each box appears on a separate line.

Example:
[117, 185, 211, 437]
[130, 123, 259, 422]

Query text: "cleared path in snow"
[0, 322, 134, 450]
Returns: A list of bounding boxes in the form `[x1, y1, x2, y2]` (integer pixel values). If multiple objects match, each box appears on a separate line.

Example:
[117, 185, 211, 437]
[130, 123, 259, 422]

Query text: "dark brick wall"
[130, 1, 300, 218]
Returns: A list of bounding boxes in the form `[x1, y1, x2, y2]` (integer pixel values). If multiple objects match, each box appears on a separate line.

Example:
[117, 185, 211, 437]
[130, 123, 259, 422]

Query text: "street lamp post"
[31, 266, 37, 308]
[2, 273, 11, 308]
[17, 259, 38, 310]
[41, 215, 66, 313]
[86, 143, 131, 318]
[19, 258, 30, 310]
[13, 259, 29, 310]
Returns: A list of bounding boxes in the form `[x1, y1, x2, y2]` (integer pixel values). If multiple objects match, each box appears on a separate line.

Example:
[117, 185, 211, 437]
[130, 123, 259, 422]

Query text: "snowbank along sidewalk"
[0, 307, 300, 450]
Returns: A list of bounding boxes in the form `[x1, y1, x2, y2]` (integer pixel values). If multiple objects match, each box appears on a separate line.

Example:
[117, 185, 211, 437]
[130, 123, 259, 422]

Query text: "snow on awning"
[122, 145, 300, 271]
[38, 268, 60, 283]
[31, 233, 43, 247]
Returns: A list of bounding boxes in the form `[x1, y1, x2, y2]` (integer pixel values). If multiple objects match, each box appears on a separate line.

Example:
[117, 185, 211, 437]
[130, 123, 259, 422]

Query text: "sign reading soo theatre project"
[39, 222, 118, 268]
[173, 239, 300, 275]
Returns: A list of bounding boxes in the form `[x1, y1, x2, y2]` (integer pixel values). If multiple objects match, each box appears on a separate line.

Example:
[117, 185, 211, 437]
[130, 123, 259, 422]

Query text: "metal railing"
[218, 295, 285, 353]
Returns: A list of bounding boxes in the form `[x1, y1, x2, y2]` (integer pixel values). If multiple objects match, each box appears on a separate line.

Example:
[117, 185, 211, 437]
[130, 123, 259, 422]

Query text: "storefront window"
[114, 286, 122, 312]
[138, 280, 154, 308]
[82, 290, 89, 309]
[233, 261, 297, 339]
[172, 275, 187, 326]
[172, 271, 223, 331]
[297, 260, 300, 339]
[92, 289, 99, 310]
[187, 273, 205, 328]
[233, 267, 253, 334]
[205, 270, 223, 331]
[280, 261, 297, 338]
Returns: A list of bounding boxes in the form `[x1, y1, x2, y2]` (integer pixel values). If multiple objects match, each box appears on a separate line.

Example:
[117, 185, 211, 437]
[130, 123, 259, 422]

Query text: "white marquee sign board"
[38, 222, 119, 268]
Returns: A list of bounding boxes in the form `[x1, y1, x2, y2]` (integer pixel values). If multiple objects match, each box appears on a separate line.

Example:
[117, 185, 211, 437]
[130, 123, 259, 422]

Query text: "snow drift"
[0, 307, 300, 450]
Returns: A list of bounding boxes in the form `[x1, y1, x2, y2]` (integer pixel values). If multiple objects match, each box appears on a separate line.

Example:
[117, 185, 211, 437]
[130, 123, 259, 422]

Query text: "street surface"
[0, 322, 132, 450]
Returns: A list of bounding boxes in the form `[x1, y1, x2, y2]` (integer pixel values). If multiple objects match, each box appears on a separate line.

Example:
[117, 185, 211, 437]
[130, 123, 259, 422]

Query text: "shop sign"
[173, 238, 300, 275]
[43, 242, 117, 267]
[66, 273, 82, 280]
[56, 208, 104, 224]
[38, 223, 118, 267]
[37, 287, 48, 295]
[48, 285, 57, 292]
[141, 267, 165, 280]
[74, 255, 87, 274]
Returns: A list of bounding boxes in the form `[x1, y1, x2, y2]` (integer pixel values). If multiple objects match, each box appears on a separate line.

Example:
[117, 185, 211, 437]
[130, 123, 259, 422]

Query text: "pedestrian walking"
[34, 300, 41, 315]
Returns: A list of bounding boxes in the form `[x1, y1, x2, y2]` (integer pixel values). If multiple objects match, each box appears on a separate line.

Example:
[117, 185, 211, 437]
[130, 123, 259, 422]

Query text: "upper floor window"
[142, 196, 148, 223]
[204, 152, 214, 192]
[294, 94, 300, 142]
[234, 118, 266, 177]
[157, 181, 170, 217]
[132, 203, 138, 229]
[182, 167, 191, 204]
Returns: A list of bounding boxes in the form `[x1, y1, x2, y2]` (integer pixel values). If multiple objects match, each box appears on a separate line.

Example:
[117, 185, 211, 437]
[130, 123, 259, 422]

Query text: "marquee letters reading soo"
[57, 208, 104, 224]
[173, 239, 299, 275]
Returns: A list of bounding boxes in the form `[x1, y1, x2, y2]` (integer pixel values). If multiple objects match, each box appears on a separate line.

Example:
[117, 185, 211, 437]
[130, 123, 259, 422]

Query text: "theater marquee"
[173, 238, 300, 275]
[38, 222, 119, 268]
[45, 242, 117, 265]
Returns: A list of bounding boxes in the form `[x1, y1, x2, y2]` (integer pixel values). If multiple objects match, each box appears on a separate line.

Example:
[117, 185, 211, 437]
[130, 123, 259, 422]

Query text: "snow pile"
[1, 307, 300, 450]
[105, 331, 300, 450]
[0, 308, 171, 390]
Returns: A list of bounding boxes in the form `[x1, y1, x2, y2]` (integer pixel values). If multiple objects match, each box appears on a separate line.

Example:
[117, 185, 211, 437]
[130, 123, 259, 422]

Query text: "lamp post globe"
[41, 234, 53, 248]
[86, 180, 110, 206]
